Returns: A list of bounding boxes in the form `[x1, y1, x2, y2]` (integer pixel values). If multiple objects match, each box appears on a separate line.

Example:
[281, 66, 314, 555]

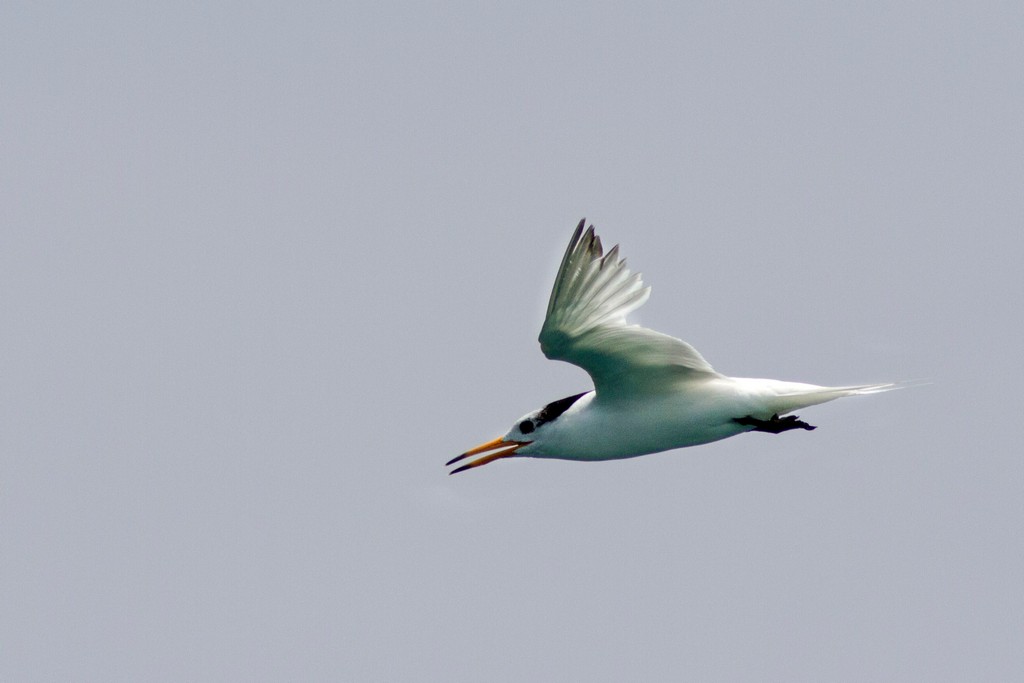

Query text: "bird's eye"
[519, 420, 535, 434]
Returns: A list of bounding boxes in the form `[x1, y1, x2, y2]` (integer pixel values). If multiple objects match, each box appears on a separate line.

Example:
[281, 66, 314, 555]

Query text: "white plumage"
[448, 219, 899, 474]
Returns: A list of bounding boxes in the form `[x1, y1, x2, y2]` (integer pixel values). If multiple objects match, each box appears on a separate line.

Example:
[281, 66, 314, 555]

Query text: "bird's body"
[448, 219, 899, 474]
[502, 378, 891, 462]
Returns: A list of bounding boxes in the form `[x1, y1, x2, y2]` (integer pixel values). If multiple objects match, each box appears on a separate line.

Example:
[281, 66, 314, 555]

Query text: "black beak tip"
[445, 453, 469, 467]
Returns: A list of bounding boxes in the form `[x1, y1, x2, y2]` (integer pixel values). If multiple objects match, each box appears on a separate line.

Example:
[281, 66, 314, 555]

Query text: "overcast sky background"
[2, 2, 1022, 681]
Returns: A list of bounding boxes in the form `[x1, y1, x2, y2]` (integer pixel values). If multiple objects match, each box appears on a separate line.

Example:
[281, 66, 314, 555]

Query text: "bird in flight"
[447, 219, 899, 474]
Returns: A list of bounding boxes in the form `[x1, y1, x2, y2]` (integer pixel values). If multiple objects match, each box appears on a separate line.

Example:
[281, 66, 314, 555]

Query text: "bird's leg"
[734, 413, 817, 434]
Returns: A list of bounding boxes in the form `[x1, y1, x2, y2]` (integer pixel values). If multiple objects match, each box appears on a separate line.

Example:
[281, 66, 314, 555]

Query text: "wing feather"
[539, 219, 720, 400]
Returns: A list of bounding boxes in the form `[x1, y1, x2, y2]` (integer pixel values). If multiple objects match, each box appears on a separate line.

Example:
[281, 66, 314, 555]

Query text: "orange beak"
[446, 436, 531, 475]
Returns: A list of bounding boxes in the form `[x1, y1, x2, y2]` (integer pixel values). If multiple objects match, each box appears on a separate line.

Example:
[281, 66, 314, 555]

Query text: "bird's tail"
[762, 380, 916, 416]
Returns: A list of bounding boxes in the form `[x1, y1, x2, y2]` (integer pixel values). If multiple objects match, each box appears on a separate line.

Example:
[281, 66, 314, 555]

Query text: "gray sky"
[2, 2, 1022, 681]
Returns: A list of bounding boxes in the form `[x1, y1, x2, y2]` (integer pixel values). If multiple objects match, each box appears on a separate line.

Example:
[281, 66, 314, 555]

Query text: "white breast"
[523, 379, 758, 461]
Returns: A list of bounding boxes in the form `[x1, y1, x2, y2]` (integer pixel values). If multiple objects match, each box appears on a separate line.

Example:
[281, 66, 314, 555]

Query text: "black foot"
[734, 413, 817, 434]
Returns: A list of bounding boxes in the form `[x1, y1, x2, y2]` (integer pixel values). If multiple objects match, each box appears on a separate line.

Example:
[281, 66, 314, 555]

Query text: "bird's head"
[446, 392, 590, 474]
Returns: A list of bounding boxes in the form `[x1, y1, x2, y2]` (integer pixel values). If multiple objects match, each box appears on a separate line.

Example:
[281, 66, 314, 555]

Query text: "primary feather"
[539, 219, 719, 401]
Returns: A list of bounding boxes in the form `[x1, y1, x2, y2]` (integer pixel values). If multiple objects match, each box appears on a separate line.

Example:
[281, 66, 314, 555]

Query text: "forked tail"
[767, 380, 912, 416]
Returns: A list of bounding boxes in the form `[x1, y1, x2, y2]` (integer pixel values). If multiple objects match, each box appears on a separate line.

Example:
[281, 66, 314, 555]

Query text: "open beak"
[446, 436, 531, 475]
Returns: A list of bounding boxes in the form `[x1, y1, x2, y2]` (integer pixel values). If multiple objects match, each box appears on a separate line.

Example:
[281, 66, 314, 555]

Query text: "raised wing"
[538, 219, 720, 400]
